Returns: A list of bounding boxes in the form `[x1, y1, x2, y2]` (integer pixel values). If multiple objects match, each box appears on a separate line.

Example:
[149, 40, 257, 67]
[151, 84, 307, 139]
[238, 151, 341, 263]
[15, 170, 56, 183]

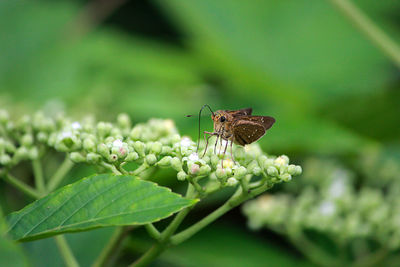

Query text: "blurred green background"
[1, 0, 400, 266]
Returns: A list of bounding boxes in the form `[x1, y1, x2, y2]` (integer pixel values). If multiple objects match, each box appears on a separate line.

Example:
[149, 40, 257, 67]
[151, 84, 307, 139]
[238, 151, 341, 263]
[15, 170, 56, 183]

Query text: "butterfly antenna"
[196, 104, 214, 153]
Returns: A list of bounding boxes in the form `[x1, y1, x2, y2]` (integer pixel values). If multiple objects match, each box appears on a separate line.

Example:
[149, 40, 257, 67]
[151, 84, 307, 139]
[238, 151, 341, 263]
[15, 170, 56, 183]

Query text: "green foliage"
[1, 0, 400, 266]
[7, 174, 196, 241]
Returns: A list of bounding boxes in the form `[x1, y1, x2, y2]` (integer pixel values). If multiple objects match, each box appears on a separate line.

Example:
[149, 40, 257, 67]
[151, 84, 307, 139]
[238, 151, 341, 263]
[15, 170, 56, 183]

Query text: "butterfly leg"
[230, 140, 237, 164]
[221, 139, 229, 168]
[202, 131, 214, 158]
[213, 134, 220, 155]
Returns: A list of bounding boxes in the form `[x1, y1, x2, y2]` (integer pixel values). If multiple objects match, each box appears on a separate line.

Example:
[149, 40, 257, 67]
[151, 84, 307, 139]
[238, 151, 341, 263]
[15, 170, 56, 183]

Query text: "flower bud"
[70, 152, 86, 163]
[37, 132, 48, 143]
[6, 121, 14, 132]
[227, 177, 238, 186]
[28, 147, 39, 160]
[21, 134, 34, 148]
[189, 163, 200, 175]
[97, 143, 110, 158]
[108, 154, 118, 163]
[267, 166, 279, 177]
[150, 142, 162, 154]
[210, 154, 220, 167]
[280, 173, 292, 182]
[117, 113, 131, 128]
[252, 166, 262, 176]
[157, 156, 172, 167]
[234, 147, 246, 159]
[130, 127, 142, 140]
[145, 154, 157, 166]
[14, 147, 29, 161]
[125, 152, 139, 162]
[199, 165, 212, 176]
[133, 141, 145, 157]
[110, 129, 122, 139]
[161, 146, 172, 155]
[260, 157, 274, 170]
[0, 110, 9, 124]
[171, 157, 182, 171]
[48, 133, 57, 146]
[288, 165, 302, 176]
[0, 154, 11, 166]
[4, 141, 16, 153]
[234, 166, 247, 179]
[97, 122, 112, 137]
[170, 134, 181, 144]
[274, 155, 289, 166]
[216, 167, 227, 180]
[86, 153, 101, 164]
[177, 171, 187, 181]
[83, 138, 96, 152]
[56, 132, 81, 151]
[111, 140, 128, 159]
[0, 138, 4, 150]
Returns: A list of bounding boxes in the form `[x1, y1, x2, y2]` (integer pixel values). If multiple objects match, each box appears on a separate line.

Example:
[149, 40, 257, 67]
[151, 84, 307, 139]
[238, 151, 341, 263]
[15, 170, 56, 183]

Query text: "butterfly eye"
[220, 116, 226, 122]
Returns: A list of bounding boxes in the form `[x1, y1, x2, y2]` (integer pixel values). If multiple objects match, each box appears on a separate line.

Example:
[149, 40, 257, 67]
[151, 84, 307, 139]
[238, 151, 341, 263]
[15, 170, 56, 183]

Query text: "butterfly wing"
[232, 116, 275, 146]
[227, 108, 253, 117]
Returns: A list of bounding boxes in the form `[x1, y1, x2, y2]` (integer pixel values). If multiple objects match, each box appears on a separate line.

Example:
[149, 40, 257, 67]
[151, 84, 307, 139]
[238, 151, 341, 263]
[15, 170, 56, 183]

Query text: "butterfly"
[197, 106, 275, 166]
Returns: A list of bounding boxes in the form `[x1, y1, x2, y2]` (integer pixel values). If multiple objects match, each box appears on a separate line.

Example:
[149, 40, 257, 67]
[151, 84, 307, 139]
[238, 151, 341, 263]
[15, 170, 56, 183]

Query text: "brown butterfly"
[196, 105, 275, 166]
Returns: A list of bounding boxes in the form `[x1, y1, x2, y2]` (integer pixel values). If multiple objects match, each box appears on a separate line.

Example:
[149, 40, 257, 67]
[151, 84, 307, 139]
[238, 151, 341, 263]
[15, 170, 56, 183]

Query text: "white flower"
[227, 177, 238, 186]
[328, 178, 346, 198]
[319, 201, 336, 216]
[71, 122, 81, 130]
[112, 139, 123, 148]
[180, 137, 192, 148]
[188, 152, 199, 162]
[59, 131, 72, 140]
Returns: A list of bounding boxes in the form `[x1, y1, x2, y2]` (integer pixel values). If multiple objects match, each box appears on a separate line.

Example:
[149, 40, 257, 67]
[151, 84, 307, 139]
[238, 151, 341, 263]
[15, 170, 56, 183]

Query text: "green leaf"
[158, 223, 313, 267]
[7, 174, 197, 241]
[0, 207, 29, 267]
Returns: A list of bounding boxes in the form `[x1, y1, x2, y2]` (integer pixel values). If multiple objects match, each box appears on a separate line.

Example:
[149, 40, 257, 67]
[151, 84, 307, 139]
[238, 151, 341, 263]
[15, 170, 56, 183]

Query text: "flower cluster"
[0, 109, 301, 195]
[243, 156, 400, 252]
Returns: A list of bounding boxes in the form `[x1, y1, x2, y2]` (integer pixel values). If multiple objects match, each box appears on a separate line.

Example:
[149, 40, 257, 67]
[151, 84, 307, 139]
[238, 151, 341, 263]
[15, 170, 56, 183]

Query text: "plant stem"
[32, 159, 45, 195]
[131, 163, 149, 176]
[92, 226, 133, 267]
[144, 224, 161, 241]
[101, 162, 122, 175]
[47, 157, 74, 192]
[288, 228, 342, 267]
[32, 156, 79, 267]
[328, 0, 400, 68]
[171, 183, 271, 245]
[129, 185, 196, 267]
[1, 173, 40, 199]
[352, 247, 388, 267]
[93, 162, 154, 266]
[55, 235, 80, 267]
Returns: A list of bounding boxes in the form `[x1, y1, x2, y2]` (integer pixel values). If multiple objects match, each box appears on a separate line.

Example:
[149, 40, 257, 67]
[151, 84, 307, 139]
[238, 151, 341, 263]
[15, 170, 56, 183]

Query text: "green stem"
[55, 235, 80, 267]
[328, 0, 400, 68]
[92, 226, 133, 267]
[144, 223, 161, 241]
[171, 183, 271, 245]
[288, 228, 342, 267]
[93, 162, 152, 266]
[101, 162, 122, 175]
[117, 164, 129, 175]
[47, 157, 74, 192]
[32, 158, 45, 194]
[131, 163, 149, 176]
[129, 185, 196, 267]
[351, 247, 388, 267]
[1, 173, 40, 199]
